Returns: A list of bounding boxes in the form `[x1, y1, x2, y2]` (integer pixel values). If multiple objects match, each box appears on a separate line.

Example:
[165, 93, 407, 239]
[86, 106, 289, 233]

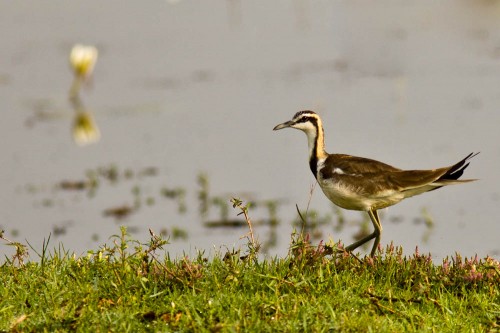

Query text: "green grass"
[1, 225, 499, 332]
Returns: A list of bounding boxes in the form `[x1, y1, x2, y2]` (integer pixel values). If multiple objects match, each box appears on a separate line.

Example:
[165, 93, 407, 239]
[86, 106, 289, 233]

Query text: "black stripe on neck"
[309, 155, 318, 179]
[306, 117, 320, 179]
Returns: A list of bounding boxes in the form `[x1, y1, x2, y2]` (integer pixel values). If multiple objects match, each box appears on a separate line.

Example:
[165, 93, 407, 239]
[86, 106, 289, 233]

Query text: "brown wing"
[320, 154, 405, 195]
[320, 153, 478, 196]
[322, 169, 444, 196]
[322, 154, 401, 176]
[386, 168, 448, 190]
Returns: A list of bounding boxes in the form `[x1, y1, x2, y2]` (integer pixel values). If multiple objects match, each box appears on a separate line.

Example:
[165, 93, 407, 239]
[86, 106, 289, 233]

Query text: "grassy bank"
[1, 225, 499, 333]
[1, 194, 499, 332]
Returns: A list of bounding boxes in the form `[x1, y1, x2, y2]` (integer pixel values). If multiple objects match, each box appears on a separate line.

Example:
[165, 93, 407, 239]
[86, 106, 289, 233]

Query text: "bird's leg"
[345, 209, 382, 257]
[368, 209, 382, 257]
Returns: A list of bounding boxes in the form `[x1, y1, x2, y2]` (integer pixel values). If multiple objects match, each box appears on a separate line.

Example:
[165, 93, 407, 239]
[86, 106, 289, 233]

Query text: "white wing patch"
[331, 167, 360, 177]
[333, 168, 345, 174]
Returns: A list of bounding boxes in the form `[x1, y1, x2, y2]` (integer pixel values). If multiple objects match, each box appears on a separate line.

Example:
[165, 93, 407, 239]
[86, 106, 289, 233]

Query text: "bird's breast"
[317, 177, 370, 211]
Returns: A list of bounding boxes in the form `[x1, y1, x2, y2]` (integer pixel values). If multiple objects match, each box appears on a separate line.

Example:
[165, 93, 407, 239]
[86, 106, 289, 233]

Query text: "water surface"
[1, 1, 499, 261]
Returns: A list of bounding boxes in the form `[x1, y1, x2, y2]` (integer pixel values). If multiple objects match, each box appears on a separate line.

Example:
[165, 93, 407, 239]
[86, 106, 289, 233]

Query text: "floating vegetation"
[145, 197, 155, 206]
[23, 165, 438, 254]
[87, 164, 121, 185]
[56, 165, 157, 197]
[389, 215, 404, 224]
[332, 206, 346, 232]
[52, 221, 73, 237]
[103, 204, 135, 220]
[204, 219, 246, 228]
[171, 227, 188, 241]
[211, 197, 229, 221]
[137, 167, 158, 178]
[159, 227, 188, 241]
[52, 226, 66, 236]
[261, 199, 281, 252]
[293, 208, 333, 240]
[421, 208, 435, 244]
[197, 172, 210, 220]
[58, 179, 96, 191]
[160, 187, 187, 214]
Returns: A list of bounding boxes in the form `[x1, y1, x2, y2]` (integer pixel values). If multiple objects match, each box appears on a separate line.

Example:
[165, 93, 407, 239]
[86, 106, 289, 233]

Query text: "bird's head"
[273, 110, 321, 135]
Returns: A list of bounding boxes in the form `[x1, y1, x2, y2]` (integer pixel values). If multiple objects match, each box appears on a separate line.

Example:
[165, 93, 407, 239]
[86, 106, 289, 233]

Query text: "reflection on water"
[69, 44, 100, 146]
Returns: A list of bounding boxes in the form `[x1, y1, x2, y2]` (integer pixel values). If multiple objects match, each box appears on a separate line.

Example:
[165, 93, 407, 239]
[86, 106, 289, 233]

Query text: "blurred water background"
[1, 1, 499, 261]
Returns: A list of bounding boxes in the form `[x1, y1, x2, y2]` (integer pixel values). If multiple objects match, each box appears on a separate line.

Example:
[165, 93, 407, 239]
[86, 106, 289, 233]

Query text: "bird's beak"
[273, 120, 294, 131]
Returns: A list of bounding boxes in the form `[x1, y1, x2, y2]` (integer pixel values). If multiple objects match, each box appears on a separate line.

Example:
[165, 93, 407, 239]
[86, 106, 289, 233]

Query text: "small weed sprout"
[0, 229, 29, 266]
[230, 198, 260, 257]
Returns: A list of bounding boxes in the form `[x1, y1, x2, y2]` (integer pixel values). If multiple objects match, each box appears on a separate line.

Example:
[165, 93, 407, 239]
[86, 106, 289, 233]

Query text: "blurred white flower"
[69, 44, 98, 79]
[72, 111, 100, 146]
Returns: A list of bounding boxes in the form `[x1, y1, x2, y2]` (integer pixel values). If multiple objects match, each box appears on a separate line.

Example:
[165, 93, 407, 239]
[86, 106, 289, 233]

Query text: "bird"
[273, 110, 478, 257]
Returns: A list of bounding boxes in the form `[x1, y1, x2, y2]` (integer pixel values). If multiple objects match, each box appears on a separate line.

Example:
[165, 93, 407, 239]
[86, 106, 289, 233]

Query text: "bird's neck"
[307, 120, 327, 178]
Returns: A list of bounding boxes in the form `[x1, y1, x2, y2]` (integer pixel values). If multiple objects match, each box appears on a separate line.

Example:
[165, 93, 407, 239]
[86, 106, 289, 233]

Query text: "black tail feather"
[440, 152, 479, 181]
